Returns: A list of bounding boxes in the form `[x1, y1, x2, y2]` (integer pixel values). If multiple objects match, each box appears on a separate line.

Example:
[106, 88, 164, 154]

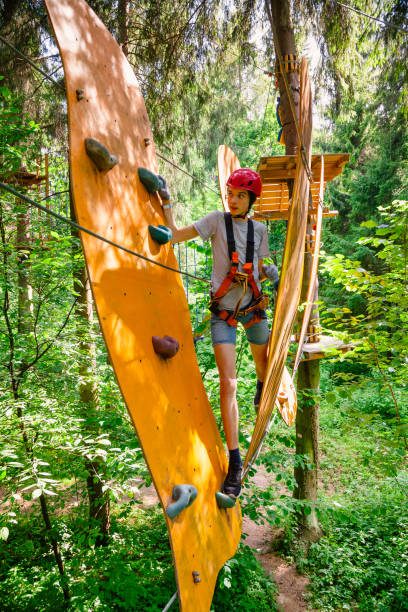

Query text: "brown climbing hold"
[277, 391, 288, 405]
[152, 335, 179, 359]
[85, 138, 118, 171]
[76, 89, 85, 101]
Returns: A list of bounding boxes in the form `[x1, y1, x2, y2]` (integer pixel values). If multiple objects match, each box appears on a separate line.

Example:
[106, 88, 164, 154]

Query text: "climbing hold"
[215, 491, 236, 509]
[277, 391, 288, 405]
[85, 138, 118, 171]
[143, 137, 151, 147]
[76, 88, 85, 101]
[148, 224, 172, 245]
[152, 335, 179, 359]
[166, 484, 198, 519]
[138, 167, 160, 193]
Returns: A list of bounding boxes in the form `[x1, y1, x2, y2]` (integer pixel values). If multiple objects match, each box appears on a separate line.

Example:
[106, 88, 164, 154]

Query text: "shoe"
[221, 462, 242, 498]
[254, 379, 263, 411]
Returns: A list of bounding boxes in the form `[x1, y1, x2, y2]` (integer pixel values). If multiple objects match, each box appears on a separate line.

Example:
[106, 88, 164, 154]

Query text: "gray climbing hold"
[166, 484, 198, 519]
[85, 138, 118, 171]
[215, 491, 237, 509]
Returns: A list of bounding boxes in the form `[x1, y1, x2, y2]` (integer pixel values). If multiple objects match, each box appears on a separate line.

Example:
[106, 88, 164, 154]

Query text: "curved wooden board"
[244, 58, 312, 473]
[292, 156, 324, 375]
[216, 144, 297, 426]
[275, 365, 297, 427]
[217, 145, 240, 211]
[44, 1, 241, 610]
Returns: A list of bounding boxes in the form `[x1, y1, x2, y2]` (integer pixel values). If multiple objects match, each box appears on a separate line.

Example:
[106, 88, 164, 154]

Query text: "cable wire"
[156, 152, 219, 195]
[335, 1, 408, 34]
[0, 181, 210, 285]
[0, 33, 64, 90]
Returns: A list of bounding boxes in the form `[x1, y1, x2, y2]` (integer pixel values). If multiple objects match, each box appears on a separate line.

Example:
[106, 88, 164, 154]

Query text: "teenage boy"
[161, 169, 270, 498]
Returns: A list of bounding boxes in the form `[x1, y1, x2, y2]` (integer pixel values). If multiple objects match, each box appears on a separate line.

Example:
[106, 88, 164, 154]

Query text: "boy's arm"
[162, 205, 198, 244]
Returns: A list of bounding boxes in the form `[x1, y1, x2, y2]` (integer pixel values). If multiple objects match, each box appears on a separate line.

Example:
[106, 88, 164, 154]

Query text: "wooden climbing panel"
[44, 1, 241, 610]
[217, 144, 240, 211]
[244, 57, 313, 472]
[253, 153, 349, 220]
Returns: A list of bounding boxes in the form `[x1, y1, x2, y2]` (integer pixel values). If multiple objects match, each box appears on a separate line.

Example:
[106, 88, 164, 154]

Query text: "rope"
[156, 152, 219, 195]
[0, 34, 64, 90]
[162, 591, 177, 612]
[335, 1, 408, 34]
[0, 182, 210, 285]
[265, 4, 313, 184]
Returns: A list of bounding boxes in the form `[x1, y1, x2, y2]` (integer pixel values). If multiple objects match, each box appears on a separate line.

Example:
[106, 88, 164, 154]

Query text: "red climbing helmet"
[227, 168, 262, 197]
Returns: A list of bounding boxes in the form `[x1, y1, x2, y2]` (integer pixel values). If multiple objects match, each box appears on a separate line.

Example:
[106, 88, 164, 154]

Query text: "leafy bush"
[298, 480, 408, 611]
[0, 505, 278, 611]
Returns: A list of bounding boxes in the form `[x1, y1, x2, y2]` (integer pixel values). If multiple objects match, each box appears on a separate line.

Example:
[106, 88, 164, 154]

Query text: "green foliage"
[299, 482, 408, 611]
[0, 81, 39, 173]
[0, 506, 277, 611]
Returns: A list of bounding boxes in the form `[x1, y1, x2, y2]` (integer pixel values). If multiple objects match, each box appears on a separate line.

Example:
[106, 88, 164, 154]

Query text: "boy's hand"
[157, 175, 171, 203]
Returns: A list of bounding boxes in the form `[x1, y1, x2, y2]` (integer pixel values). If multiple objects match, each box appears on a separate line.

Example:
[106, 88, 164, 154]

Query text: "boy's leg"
[213, 343, 238, 450]
[249, 341, 268, 382]
[213, 342, 242, 497]
[250, 342, 268, 410]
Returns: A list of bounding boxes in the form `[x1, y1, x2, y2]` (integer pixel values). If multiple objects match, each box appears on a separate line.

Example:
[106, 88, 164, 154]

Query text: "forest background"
[0, 0, 408, 610]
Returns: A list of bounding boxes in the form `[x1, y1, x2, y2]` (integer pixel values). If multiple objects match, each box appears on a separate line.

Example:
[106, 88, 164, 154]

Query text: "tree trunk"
[117, 0, 129, 57]
[70, 196, 110, 546]
[294, 358, 322, 542]
[266, 0, 300, 157]
[16, 193, 33, 336]
[267, 0, 321, 542]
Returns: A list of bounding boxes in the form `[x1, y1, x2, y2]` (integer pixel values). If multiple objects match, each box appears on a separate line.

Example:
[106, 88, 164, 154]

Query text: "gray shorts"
[211, 311, 269, 346]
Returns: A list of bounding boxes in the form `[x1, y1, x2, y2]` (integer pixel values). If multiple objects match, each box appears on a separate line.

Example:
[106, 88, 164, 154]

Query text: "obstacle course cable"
[0, 33, 64, 90]
[335, 1, 408, 34]
[0, 182, 210, 285]
[156, 152, 219, 195]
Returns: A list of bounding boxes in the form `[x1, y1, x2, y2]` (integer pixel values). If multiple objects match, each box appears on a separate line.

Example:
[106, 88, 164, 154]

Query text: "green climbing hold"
[138, 167, 160, 193]
[215, 491, 237, 509]
[166, 484, 198, 519]
[149, 224, 172, 245]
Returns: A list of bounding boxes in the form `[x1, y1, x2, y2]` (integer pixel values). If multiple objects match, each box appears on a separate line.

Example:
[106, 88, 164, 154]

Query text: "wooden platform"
[300, 335, 353, 361]
[253, 153, 349, 221]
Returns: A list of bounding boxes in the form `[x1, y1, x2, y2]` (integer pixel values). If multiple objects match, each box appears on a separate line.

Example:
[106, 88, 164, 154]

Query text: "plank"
[243, 57, 312, 475]
[217, 144, 240, 211]
[44, 1, 241, 610]
[292, 156, 324, 374]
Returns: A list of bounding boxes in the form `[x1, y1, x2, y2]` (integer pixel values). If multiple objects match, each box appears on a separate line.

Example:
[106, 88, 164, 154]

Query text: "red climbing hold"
[152, 335, 179, 359]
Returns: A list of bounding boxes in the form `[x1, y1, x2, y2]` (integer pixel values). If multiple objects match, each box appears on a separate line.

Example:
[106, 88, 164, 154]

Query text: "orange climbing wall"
[44, 1, 241, 610]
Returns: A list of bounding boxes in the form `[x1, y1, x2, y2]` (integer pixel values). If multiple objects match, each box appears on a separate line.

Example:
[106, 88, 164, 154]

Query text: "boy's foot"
[254, 379, 264, 411]
[221, 462, 242, 498]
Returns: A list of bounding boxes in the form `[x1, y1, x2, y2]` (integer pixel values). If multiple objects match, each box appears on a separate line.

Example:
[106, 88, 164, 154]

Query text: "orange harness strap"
[209, 213, 266, 327]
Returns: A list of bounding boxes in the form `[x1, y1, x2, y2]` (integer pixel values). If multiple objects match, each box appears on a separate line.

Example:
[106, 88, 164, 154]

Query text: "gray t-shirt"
[193, 211, 270, 310]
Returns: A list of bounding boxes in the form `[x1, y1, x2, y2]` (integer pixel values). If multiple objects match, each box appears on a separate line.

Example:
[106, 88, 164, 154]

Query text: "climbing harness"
[209, 213, 268, 328]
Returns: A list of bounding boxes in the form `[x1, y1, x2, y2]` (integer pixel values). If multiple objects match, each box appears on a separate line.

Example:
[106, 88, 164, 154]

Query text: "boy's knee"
[219, 376, 237, 394]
